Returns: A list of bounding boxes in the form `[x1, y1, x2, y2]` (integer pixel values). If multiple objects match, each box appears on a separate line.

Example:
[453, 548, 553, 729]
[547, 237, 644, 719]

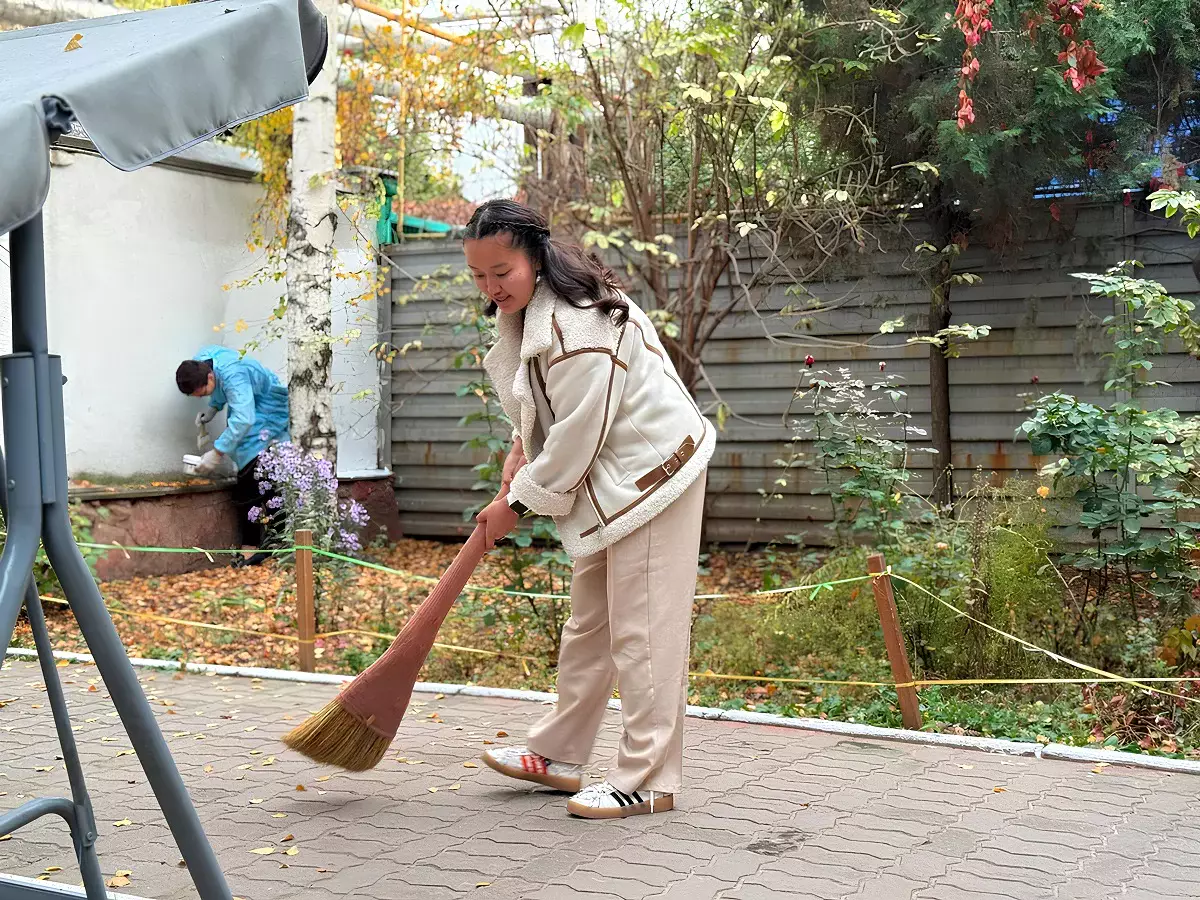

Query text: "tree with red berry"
[807, 0, 1200, 507]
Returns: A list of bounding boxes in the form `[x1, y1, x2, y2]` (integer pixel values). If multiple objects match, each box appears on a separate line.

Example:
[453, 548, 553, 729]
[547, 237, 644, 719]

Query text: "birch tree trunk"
[285, 0, 339, 467]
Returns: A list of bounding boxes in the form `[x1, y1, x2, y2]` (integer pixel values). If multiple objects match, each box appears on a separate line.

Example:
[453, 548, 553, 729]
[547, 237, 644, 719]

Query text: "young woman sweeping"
[468, 200, 715, 820]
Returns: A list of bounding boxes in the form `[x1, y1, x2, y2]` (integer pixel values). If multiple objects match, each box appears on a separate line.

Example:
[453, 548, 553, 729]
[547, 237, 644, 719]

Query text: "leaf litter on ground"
[15, 537, 772, 681]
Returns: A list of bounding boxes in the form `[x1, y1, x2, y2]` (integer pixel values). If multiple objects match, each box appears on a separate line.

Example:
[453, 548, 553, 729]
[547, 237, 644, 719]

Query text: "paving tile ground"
[1, 657, 1196, 900]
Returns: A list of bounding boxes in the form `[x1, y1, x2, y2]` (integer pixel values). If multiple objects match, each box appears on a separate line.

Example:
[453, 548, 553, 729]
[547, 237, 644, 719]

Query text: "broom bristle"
[281, 698, 392, 772]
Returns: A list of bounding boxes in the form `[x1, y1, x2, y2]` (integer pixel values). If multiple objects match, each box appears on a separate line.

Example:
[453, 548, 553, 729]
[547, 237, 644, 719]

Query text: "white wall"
[0, 143, 385, 480]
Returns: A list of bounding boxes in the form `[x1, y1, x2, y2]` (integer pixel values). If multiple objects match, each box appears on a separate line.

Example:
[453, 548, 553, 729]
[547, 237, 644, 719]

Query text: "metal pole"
[25, 594, 108, 899]
[0, 352, 44, 660]
[8, 212, 49, 356]
[9, 212, 57, 505]
[0, 435, 104, 899]
[0, 217, 50, 661]
[42, 355, 234, 900]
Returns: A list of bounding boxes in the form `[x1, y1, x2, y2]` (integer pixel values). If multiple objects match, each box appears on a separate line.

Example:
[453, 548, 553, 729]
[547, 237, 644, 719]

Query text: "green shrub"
[1021, 262, 1200, 618]
[775, 550, 884, 664]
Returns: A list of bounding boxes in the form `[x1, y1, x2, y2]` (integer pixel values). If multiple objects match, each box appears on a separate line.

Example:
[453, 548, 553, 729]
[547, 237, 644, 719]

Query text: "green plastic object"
[402, 214, 454, 234]
[376, 175, 456, 242]
[377, 175, 398, 245]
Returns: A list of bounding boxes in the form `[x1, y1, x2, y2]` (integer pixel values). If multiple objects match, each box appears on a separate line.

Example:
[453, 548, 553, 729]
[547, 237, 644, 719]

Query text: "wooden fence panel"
[384, 201, 1200, 542]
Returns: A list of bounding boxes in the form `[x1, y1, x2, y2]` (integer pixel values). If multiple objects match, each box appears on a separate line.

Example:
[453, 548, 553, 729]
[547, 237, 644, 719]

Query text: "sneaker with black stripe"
[566, 781, 674, 819]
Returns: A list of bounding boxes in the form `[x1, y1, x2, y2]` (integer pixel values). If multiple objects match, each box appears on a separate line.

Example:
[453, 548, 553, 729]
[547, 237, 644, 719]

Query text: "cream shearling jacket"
[482, 282, 715, 559]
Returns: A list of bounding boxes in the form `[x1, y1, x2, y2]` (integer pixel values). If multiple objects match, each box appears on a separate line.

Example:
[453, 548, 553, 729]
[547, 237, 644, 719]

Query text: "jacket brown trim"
[547, 347, 615, 369]
[629, 318, 664, 360]
[628, 319, 703, 430]
[578, 422, 708, 538]
[565, 357, 618, 494]
[581, 478, 604, 537]
[530, 358, 552, 418]
[551, 313, 566, 354]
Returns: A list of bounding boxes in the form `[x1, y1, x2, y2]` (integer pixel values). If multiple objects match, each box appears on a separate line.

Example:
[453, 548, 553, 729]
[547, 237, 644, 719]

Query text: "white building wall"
[0, 142, 384, 480]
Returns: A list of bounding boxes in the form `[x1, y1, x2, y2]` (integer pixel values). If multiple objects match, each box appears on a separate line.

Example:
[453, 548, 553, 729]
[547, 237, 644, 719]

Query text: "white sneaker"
[566, 781, 674, 819]
[483, 746, 582, 792]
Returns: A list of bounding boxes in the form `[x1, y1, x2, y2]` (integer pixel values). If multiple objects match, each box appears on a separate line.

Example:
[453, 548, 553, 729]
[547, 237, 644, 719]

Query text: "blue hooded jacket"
[195, 345, 289, 472]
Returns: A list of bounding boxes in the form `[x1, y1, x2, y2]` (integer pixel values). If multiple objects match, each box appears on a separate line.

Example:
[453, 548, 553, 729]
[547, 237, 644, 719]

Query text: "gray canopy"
[0, 0, 328, 236]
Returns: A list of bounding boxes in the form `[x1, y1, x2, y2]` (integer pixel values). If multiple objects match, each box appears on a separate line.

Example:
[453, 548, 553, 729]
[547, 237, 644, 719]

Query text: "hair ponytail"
[463, 199, 629, 325]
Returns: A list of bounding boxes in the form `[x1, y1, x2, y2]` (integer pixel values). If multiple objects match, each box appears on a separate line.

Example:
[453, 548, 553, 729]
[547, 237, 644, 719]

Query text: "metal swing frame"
[0, 135, 231, 900]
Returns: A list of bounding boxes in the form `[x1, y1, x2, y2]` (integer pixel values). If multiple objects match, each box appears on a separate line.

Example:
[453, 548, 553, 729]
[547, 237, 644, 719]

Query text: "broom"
[282, 522, 490, 771]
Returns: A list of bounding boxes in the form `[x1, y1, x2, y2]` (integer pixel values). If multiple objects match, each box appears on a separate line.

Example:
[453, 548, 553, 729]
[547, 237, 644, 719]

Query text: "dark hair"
[176, 359, 213, 395]
[463, 199, 628, 324]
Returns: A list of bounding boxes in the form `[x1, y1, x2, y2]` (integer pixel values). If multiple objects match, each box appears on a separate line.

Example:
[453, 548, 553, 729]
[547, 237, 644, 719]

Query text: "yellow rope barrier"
[33, 593, 1200, 692]
[34, 596, 543, 664]
[689, 671, 1200, 688]
[75, 539, 875, 603]
[884, 570, 1200, 705]
[45, 539, 1200, 702]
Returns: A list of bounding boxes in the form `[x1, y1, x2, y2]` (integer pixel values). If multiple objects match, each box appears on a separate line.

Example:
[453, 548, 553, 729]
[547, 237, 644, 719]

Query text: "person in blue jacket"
[175, 346, 290, 567]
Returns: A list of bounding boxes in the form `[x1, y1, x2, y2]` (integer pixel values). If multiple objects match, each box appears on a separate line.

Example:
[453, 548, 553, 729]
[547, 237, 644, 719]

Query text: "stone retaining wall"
[77, 478, 403, 582]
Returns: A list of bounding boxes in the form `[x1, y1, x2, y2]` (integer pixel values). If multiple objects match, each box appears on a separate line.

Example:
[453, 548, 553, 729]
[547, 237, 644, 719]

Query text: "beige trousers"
[526, 474, 706, 795]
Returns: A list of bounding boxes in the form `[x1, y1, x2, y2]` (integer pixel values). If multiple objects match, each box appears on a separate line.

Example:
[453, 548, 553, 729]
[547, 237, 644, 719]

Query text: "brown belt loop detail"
[635, 435, 696, 492]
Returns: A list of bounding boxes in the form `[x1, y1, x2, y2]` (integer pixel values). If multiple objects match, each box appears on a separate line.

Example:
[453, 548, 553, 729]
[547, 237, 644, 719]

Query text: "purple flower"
[248, 506, 263, 523]
[249, 440, 369, 557]
[348, 501, 370, 527]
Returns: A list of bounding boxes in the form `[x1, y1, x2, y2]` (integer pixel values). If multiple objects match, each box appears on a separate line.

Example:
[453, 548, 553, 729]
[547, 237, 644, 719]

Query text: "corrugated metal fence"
[384, 200, 1200, 543]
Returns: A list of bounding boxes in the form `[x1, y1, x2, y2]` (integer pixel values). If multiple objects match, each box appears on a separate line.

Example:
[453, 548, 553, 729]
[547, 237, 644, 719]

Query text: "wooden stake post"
[867, 553, 922, 730]
[295, 529, 315, 673]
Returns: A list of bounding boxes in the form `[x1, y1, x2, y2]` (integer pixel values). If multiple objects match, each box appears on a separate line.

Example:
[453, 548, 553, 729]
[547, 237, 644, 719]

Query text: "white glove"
[195, 449, 225, 475]
[195, 408, 218, 427]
